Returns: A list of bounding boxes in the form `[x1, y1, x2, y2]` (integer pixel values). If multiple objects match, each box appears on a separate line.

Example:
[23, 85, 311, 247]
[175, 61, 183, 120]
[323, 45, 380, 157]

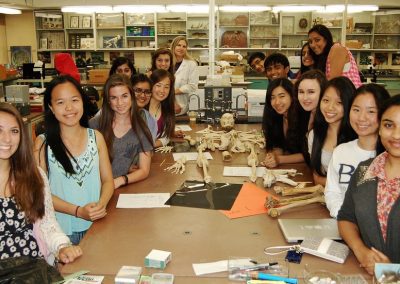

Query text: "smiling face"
[152, 77, 171, 103]
[350, 93, 379, 138]
[270, 86, 292, 116]
[174, 40, 187, 60]
[302, 45, 314, 67]
[49, 82, 83, 127]
[0, 111, 20, 161]
[320, 86, 344, 125]
[109, 85, 132, 116]
[265, 63, 289, 81]
[379, 105, 400, 158]
[298, 79, 321, 112]
[250, 57, 265, 73]
[308, 31, 327, 56]
[134, 81, 152, 108]
[116, 63, 133, 79]
[155, 54, 171, 71]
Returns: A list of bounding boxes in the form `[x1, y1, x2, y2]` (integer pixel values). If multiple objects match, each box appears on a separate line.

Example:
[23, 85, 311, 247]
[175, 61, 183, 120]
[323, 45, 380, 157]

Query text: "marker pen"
[250, 272, 298, 284]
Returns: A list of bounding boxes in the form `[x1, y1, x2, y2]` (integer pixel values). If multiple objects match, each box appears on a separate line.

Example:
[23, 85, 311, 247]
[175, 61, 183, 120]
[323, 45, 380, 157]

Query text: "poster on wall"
[37, 51, 51, 64]
[10, 46, 31, 66]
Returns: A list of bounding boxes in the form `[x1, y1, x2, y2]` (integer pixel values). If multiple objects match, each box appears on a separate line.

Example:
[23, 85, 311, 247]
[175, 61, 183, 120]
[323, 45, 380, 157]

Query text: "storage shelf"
[126, 24, 155, 27]
[250, 37, 279, 39]
[65, 28, 93, 31]
[157, 19, 186, 22]
[96, 27, 124, 30]
[36, 28, 64, 31]
[157, 33, 186, 36]
[219, 25, 248, 28]
[250, 24, 279, 27]
[126, 36, 155, 38]
[187, 37, 208, 40]
[347, 33, 373, 36]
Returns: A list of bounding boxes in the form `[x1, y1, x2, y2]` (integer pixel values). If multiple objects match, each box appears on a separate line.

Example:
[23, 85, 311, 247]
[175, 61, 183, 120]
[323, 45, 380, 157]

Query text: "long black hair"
[308, 24, 334, 74]
[109, 56, 137, 78]
[310, 76, 357, 176]
[43, 75, 90, 174]
[353, 84, 390, 155]
[262, 78, 307, 154]
[300, 42, 314, 75]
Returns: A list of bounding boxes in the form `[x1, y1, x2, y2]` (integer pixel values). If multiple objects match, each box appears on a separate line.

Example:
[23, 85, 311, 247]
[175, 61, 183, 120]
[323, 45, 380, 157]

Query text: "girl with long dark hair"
[34, 75, 114, 245]
[90, 74, 153, 189]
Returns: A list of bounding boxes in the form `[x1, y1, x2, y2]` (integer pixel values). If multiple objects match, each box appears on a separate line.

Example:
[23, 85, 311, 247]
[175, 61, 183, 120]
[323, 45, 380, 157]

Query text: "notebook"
[278, 218, 341, 243]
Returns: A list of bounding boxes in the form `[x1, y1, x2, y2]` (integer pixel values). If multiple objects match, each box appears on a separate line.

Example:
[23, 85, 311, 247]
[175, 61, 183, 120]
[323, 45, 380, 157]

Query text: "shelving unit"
[125, 13, 155, 49]
[156, 12, 186, 48]
[33, 8, 400, 69]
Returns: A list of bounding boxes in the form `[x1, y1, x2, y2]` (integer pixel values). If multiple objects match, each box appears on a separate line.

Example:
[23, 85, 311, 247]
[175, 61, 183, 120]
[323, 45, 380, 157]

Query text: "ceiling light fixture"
[167, 5, 210, 13]
[0, 7, 21, 14]
[114, 5, 167, 13]
[219, 5, 271, 12]
[61, 6, 113, 14]
[272, 5, 322, 13]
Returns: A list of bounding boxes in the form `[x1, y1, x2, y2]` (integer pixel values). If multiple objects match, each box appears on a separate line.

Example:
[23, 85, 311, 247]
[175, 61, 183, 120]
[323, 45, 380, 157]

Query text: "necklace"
[153, 104, 161, 119]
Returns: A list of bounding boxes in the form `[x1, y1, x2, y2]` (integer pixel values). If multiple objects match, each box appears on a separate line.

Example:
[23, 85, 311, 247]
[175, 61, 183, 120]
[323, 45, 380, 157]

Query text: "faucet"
[188, 93, 201, 111]
[235, 92, 247, 112]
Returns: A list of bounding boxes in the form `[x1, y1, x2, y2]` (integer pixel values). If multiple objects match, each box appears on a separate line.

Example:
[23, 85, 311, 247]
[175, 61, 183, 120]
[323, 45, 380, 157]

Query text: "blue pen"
[252, 272, 298, 284]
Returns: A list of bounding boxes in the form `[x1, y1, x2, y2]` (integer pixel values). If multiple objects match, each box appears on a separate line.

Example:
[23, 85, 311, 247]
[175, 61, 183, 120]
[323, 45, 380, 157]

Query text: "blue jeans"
[68, 230, 87, 245]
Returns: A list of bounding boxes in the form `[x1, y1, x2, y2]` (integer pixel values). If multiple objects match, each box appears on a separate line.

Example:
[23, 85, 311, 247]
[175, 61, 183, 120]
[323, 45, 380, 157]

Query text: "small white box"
[144, 249, 171, 269]
[115, 266, 142, 284]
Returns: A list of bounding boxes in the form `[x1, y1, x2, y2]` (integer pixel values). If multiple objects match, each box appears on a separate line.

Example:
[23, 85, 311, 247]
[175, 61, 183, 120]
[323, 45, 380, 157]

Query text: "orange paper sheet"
[221, 182, 278, 219]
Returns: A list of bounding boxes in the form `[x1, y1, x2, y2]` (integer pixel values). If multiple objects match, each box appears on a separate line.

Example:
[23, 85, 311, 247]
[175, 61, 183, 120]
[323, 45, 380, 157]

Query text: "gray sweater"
[337, 158, 400, 262]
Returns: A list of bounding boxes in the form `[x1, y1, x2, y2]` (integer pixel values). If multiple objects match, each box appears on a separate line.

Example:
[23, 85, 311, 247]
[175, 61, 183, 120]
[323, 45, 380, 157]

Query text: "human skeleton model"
[196, 143, 212, 183]
[155, 145, 174, 153]
[265, 187, 325, 218]
[164, 156, 187, 174]
[262, 169, 299, 188]
[104, 35, 122, 48]
[195, 125, 265, 182]
[246, 142, 259, 182]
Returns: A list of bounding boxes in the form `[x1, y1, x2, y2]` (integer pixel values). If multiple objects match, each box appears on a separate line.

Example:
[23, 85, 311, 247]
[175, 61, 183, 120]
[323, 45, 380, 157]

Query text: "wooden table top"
[61, 123, 370, 283]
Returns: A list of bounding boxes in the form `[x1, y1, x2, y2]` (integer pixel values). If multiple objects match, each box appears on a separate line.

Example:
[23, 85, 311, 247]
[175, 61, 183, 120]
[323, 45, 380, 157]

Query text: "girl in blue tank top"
[34, 75, 114, 245]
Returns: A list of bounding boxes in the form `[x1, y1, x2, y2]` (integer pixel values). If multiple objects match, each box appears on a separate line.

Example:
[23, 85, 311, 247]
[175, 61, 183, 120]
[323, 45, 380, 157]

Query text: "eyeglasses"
[133, 88, 152, 97]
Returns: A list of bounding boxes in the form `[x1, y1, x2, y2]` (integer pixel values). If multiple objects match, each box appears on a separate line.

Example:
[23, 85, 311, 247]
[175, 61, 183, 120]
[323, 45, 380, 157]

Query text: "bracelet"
[75, 205, 80, 218]
[122, 175, 129, 185]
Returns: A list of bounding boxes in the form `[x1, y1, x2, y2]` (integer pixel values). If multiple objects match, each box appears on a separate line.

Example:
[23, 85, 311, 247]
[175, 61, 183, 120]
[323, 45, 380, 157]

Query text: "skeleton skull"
[220, 113, 235, 131]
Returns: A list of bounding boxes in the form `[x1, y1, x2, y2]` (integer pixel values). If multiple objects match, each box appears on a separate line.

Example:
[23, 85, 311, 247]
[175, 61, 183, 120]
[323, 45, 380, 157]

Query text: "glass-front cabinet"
[35, 10, 65, 50]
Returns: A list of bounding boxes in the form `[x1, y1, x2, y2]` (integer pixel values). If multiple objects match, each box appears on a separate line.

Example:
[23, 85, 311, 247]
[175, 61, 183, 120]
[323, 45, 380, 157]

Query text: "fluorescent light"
[167, 5, 209, 13]
[272, 6, 322, 13]
[114, 5, 167, 13]
[318, 5, 379, 13]
[35, 12, 62, 18]
[219, 5, 271, 12]
[61, 6, 113, 13]
[348, 5, 378, 13]
[0, 7, 21, 14]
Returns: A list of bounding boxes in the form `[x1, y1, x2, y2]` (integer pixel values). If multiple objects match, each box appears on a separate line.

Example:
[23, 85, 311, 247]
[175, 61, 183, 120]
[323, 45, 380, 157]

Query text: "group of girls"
[296, 24, 362, 88]
[263, 68, 398, 272]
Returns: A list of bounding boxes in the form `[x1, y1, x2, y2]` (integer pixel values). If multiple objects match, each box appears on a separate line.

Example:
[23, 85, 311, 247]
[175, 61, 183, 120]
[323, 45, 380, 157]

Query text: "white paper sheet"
[192, 260, 228, 276]
[223, 166, 266, 177]
[116, 193, 170, 208]
[172, 152, 213, 161]
[175, 125, 192, 131]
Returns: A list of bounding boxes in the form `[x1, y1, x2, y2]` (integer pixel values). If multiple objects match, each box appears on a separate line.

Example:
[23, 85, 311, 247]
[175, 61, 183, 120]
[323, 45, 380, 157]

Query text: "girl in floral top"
[338, 94, 400, 275]
[0, 103, 81, 264]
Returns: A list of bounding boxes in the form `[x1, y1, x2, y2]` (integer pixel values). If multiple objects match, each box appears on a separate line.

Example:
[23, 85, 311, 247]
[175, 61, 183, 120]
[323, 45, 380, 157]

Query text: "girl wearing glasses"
[148, 69, 175, 148]
[90, 74, 153, 189]
[131, 73, 157, 142]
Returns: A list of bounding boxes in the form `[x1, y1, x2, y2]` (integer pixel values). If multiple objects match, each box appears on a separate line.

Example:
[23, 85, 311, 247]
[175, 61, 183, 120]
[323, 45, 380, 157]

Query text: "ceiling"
[1, 0, 400, 9]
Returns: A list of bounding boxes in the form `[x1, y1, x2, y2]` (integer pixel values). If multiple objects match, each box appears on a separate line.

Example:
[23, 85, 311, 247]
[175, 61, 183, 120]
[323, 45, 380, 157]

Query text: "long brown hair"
[98, 74, 153, 161]
[151, 48, 174, 74]
[0, 103, 44, 222]
[149, 69, 175, 139]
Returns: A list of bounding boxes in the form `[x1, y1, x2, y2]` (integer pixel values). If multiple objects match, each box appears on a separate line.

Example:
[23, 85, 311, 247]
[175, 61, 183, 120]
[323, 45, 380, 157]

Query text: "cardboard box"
[145, 249, 171, 269]
[88, 69, 109, 84]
